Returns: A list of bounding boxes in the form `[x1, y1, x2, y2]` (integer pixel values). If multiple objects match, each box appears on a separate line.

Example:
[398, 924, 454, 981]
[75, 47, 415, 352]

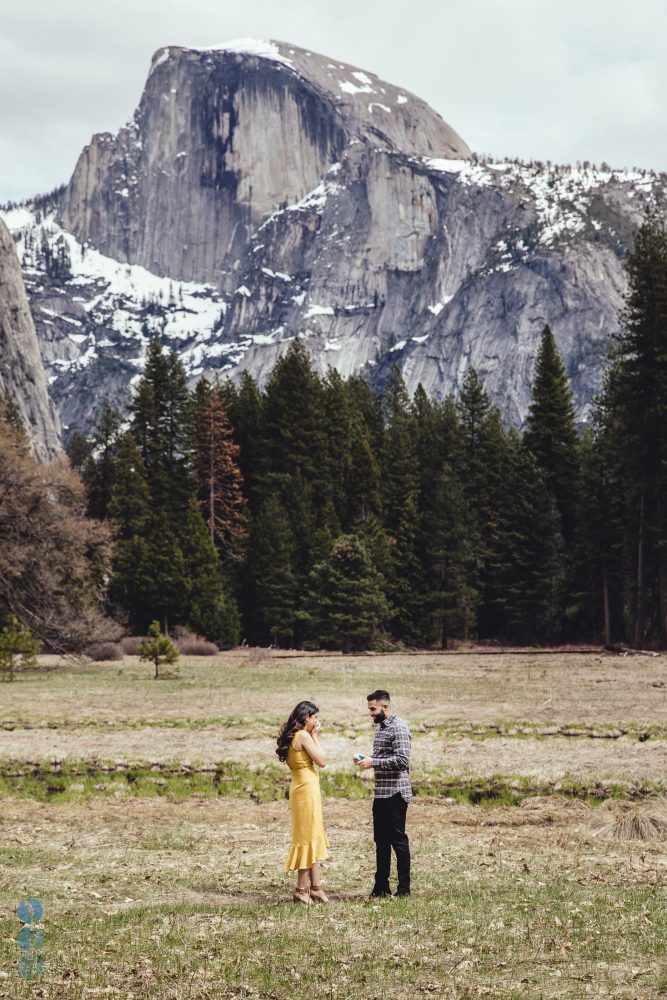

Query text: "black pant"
[372, 793, 410, 893]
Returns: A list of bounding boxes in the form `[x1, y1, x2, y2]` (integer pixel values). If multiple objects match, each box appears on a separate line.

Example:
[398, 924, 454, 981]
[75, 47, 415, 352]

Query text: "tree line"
[2, 215, 666, 653]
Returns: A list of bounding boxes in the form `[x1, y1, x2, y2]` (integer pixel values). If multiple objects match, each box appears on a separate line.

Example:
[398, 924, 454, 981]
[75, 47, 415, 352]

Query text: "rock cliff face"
[59, 40, 469, 286]
[3, 40, 666, 434]
[226, 154, 650, 425]
[0, 218, 61, 459]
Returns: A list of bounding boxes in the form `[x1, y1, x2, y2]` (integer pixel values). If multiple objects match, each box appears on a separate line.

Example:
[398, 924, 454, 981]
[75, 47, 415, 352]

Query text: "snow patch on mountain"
[3, 204, 231, 410]
[3, 147, 665, 436]
[150, 39, 295, 75]
[430, 157, 662, 247]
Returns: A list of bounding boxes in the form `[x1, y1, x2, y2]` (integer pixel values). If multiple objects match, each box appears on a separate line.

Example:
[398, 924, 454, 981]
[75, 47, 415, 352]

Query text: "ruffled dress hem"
[284, 836, 330, 871]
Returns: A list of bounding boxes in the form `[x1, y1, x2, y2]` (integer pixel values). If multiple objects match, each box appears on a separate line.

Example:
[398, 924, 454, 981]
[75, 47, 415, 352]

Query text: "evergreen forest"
[4, 216, 667, 653]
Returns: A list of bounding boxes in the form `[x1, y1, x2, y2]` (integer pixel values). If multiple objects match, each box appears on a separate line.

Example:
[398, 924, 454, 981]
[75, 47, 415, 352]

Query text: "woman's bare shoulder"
[292, 730, 307, 750]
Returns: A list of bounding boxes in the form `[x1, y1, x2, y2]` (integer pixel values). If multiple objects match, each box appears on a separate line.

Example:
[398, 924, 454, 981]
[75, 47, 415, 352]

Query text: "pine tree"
[244, 495, 298, 646]
[426, 463, 476, 648]
[0, 615, 40, 682]
[83, 403, 123, 520]
[524, 325, 581, 544]
[458, 368, 506, 510]
[107, 433, 154, 631]
[440, 395, 465, 467]
[457, 369, 508, 638]
[139, 621, 179, 679]
[143, 512, 190, 634]
[300, 534, 390, 652]
[180, 498, 239, 646]
[576, 423, 626, 643]
[130, 337, 193, 522]
[65, 430, 93, 473]
[259, 341, 330, 579]
[387, 493, 428, 643]
[224, 372, 263, 504]
[490, 433, 564, 643]
[598, 215, 667, 645]
[380, 366, 418, 532]
[325, 374, 384, 527]
[108, 535, 152, 633]
[411, 385, 450, 644]
[50, 236, 72, 282]
[261, 341, 327, 486]
[321, 368, 355, 525]
[378, 368, 428, 641]
[107, 433, 152, 539]
[192, 380, 247, 558]
[110, 502, 191, 635]
[346, 406, 383, 525]
[0, 395, 28, 450]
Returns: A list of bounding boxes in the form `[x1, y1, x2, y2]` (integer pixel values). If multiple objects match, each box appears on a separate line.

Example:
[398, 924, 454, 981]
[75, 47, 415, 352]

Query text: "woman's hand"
[312, 718, 322, 737]
[299, 727, 326, 768]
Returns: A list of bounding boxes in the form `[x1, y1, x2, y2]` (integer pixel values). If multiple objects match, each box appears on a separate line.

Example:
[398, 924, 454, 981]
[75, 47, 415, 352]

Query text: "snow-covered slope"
[4, 202, 231, 428]
[3, 152, 666, 433]
[2, 40, 666, 437]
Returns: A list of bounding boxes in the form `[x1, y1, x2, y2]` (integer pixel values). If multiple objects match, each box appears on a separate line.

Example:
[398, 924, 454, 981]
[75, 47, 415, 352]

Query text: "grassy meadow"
[0, 649, 665, 998]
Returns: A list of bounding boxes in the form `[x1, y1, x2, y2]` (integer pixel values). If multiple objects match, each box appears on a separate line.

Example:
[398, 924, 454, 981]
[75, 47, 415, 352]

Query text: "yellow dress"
[284, 733, 330, 871]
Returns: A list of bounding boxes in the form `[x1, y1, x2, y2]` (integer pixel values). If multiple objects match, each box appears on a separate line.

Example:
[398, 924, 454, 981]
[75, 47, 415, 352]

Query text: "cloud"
[2, 0, 666, 202]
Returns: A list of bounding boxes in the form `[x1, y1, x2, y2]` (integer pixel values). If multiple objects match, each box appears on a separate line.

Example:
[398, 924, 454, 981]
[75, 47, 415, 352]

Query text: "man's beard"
[373, 709, 387, 725]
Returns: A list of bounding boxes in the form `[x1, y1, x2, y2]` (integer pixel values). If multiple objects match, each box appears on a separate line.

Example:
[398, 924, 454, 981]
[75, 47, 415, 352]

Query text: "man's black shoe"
[394, 889, 411, 897]
[369, 888, 392, 899]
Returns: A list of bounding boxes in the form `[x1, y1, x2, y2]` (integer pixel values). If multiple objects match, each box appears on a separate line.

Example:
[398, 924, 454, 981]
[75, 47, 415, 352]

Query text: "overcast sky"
[2, 0, 666, 203]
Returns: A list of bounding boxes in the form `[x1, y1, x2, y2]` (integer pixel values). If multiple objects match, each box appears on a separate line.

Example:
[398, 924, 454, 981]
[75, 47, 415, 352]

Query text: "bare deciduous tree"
[0, 415, 117, 652]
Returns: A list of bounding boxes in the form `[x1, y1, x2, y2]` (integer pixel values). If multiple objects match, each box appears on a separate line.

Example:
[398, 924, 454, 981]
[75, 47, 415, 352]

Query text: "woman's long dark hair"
[276, 701, 319, 762]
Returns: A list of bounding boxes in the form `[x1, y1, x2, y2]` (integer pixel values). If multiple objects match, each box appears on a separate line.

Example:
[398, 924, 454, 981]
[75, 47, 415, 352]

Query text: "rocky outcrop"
[221, 154, 652, 424]
[4, 41, 667, 435]
[59, 40, 470, 286]
[0, 219, 61, 460]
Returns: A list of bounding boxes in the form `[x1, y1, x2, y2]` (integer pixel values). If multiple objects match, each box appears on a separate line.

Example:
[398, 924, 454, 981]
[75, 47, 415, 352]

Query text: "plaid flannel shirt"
[371, 713, 412, 801]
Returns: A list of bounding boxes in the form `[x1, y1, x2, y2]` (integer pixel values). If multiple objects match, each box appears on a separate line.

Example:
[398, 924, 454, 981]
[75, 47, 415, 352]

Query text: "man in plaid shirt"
[354, 689, 412, 897]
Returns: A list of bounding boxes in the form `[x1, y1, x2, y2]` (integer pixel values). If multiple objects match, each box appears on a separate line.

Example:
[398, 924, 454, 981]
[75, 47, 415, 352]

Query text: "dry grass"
[0, 650, 665, 998]
[0, 797, 665, 998]
[1, 648, 665, 726]
[0, 651, 665, 792]
[591, 798, 667, 843]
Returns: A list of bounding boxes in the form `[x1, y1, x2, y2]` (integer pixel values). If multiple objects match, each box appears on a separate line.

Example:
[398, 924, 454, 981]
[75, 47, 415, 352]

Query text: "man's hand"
[354, 756, 373, 769]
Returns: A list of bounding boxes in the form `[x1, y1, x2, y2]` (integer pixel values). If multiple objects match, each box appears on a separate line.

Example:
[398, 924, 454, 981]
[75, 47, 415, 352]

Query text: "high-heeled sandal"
[310, 885, 329, 903]
[293, 886, 311, 904]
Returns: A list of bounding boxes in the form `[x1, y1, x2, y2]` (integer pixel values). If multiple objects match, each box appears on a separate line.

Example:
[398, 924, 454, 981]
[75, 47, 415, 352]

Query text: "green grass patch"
[0, 760, 662, 806]
[0, 879, 664, 998]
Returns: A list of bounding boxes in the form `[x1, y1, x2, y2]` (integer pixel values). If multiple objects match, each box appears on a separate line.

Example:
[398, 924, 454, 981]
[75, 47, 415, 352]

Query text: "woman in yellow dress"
[276, 700, 330, 904]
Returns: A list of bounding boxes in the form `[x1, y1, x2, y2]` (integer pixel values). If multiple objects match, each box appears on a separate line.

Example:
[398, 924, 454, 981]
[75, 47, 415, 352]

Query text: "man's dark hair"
[367, 689, 390, 702]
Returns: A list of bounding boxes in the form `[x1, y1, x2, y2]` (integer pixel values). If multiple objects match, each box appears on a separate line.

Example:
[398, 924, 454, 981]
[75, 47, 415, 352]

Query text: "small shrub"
[138, 621, 179, 679]
[177, 638, 219, 656]
[86, 642, 124, 662]
[0, 616, 40, 681]
[120, 636, 147, 655]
